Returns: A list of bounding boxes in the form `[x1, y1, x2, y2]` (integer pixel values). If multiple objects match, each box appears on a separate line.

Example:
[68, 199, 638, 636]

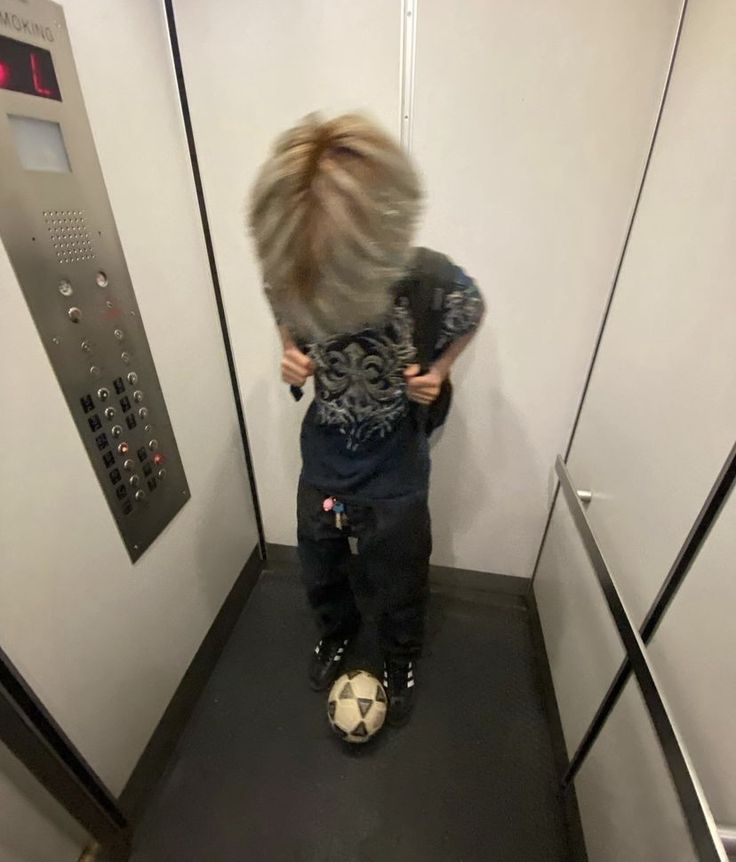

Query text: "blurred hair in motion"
[248, 113, 423, 339]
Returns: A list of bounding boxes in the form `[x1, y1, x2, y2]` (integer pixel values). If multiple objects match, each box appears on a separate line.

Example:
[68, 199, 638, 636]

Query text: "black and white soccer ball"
[327, 670, 387, 743]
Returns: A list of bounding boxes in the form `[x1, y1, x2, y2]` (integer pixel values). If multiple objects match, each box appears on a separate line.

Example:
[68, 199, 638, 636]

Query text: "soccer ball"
[327, 670, 388, 743]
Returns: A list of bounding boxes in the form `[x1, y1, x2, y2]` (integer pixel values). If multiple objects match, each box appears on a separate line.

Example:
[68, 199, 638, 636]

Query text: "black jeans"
[297, 479, 431, 658]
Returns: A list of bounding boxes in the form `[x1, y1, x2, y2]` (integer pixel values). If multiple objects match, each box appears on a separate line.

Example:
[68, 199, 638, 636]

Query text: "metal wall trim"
[718, 825, 736, 858]
[555, 456, 728, 862]
[0, 646, 128, 848]
[163, 0, 267, 559]
[564, 441, 736, 786]
[399, 0, 417, 151]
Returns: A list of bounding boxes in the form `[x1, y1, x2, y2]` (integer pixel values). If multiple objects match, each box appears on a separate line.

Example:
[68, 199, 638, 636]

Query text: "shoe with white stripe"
[309, 635, 351, 691]
[383, 657, 417, 727]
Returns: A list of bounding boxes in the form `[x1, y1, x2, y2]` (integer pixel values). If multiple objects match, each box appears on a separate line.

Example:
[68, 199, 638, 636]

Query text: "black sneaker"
[383, 657, 417, 727]
[309, 635, 350, 691]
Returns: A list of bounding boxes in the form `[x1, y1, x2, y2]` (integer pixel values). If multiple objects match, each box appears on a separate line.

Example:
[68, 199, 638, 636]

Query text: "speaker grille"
[44, 209, 96, 264]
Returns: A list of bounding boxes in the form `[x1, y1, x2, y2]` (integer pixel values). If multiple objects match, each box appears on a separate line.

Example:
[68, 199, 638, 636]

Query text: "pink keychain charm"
[323, 497, 334, 512]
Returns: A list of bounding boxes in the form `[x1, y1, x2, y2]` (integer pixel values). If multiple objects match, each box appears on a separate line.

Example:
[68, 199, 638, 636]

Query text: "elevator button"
[138, 406, 148, 420]
[153, 452, 164, 466]
[104, 407, 116, 420]
[157, 468, 166, 480]
[133, 390, 144, 403]
[144, 424, 153, 434]
[129, 475, 140, 488]
[95, 271, 108, 287]
[117, 441, 129, 455]
[89, 365, 101, 378]
[111, 424, 123, 438]
[123, 459, 135, 472]
[97, 387, 110, 401]
[127, 371, 138, 385]
[114, 329, 125, 341]
[148, 439, 159, 451]
[134, 490, 145, 502]
[58, 280, 73, 297]
[68, 307, 82, 323]
[81, 339, 94, 353]
[121, 351, 131, 364]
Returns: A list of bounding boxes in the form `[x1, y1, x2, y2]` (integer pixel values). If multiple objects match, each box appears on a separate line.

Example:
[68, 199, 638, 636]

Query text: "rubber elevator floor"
[129, 566, 581, 861]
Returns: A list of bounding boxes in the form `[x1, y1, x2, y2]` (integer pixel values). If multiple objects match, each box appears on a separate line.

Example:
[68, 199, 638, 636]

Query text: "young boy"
[249, 114, 483, 725]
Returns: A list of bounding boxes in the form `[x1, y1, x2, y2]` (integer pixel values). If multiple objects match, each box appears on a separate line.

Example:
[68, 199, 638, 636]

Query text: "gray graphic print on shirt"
[305, 262, 484, 452]
[309, 304, 416, 451]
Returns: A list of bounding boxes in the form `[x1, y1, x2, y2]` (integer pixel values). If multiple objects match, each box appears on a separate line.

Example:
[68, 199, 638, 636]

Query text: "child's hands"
[282, 346, 315, 387]
[404, 364, 444, 405]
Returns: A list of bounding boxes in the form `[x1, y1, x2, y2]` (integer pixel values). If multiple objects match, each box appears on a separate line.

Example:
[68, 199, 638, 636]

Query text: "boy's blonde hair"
[248, 113, 422, 338]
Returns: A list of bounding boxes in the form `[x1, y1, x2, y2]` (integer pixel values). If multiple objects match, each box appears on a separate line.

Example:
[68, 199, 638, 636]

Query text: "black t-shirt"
[299, 260, 483, 501]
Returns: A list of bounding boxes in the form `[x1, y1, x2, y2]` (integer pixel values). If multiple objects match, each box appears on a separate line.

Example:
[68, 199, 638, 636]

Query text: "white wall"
[0, 0, 258, 800]
[534, 0, 736, 856]
[556, 0, 736, 626]
[178, 0, 682, 578]
[413, 0, 683, 575]
[0, 743, 87, 862]
[174, 0, 402, 554]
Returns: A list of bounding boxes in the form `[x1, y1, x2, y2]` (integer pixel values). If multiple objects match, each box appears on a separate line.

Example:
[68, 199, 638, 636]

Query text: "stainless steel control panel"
[0, 0, 189, 561]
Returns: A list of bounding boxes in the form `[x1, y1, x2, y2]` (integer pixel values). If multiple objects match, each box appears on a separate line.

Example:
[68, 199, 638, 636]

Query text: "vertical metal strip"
[529, 0, 690, 586]
[400, 0, 417, 151]
[163, 0, 267, 559]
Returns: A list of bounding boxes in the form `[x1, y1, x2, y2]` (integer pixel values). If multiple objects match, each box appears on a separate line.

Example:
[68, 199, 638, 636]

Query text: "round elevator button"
[134, 490, 145, 502]
[67, 307, 82, 323]
[104, 407, 116, 420]
[123, 459, 135, 472]
[97, 387, 110, 401]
